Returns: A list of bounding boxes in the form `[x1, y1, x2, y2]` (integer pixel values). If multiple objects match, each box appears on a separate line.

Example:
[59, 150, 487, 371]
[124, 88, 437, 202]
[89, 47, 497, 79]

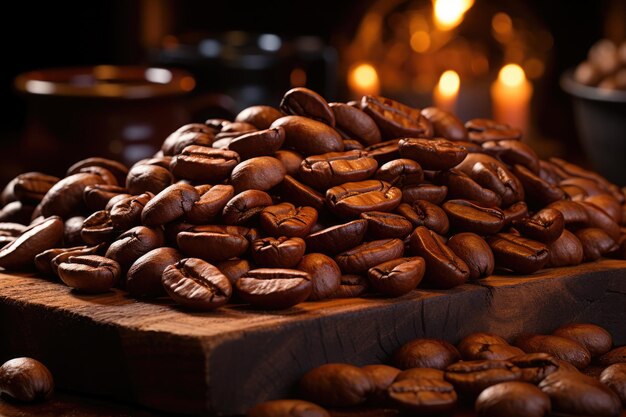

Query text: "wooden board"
[1, 259, 626, 416]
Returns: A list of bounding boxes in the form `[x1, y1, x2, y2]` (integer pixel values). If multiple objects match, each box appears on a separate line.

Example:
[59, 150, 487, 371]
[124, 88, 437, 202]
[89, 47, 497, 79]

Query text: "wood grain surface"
[0, 259, 625, 415]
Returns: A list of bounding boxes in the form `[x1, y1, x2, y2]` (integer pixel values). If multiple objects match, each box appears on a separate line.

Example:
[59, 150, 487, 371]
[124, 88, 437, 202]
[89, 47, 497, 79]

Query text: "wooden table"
[1, 259, 625, 416]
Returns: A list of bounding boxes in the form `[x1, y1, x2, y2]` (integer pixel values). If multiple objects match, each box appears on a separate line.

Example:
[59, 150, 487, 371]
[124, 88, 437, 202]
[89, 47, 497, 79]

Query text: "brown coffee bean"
[487, 233, 549, 274]
[421, 106, 467, 140]
[387, 378, 457, 414]
[402, 184, 448, 205]
[585, 194, 623, 224]
[364, 140, 401, 165]
[186, 185, 234, 224]
[300, 363, 374, 407]
[63, 216, 85, 246]
[271, 115, 344, 156]
[326, 180, 402, 218]
[105, 226, 164, 272]
[330, 274, 369, 298]
[409, 226, 470, 289]
[109, 192, 153, 230]
[132, 156, 173, 170]
[509, 352, 561, 384]
[600, 364, 626, 406]
[465, 118, 522, 143]
[235, 105, 283, 130]
[599, 346, 626, 366]
[360, 364, 400, 405]
[0, 202, 36, 225]
[279, 176, 326, 211]
[483, 139, 540, 173]
[575, 227, 619, 261]
[251, 237, 306, 268]
[547, 230, 584, 267]
[161, 127, 214, 156]
[513, 208, 564, 243]
[447, 232, 495, 280]
[66, 157, 128, 185]
[247, 399, 330, 417]
[443, 199, 505, 235]
[394, 338, 460, 370]
[162, 258, 231, 310]
[503, 201, 529, 227]
[438, 169, 501, 207]
[125, 164, 173, 196]
[178, 225, 255, 262]
[360, 211, 413, 239]
[330, 102, 381, 146]
[514, 334, 591, 369]
[399, 138, 467, 171]
[0, 357, 54, 402]
[83, 184, 127, 212]
[361, 95, 433, 139]
[274, 150, 303, 176]
[396, 200, 449, 235]
[77, 166, 118, 186]
[547, 200, 589, 226]
[513, 164, 565, 207]
[228, 127, 285, 160]
[222, 190, 273, 225]
[460, 343, 524, 362]
[217, 258, 253, 287]
[335, 238, 404, 274]
[394, 368, 445, 382]
[40, 173, 104, 218]
[305, 219, 368, 255]
[0, 216, 64, 270]
[170, 145, 240, 183]
[553, 323, 613, 358]
[141, 183, 199, 226]
[367, 256, 425, 296]
[280, 87, 335, 126]
[57, 255, 121, 293]
[236, 268, 312, 309]
[295, 253, 341, 301]
[444, 360, 522, 394]
[34, 245, 85, 276]
[126, 247, 183, 298]
[581, 202, 621, 242]
[299, 150, 378, 190]
[375, 158, 424, 188]
[13, 173, 60, 203]
[458, 333, 508, 351]
[476, 381, 551, 417]
[343, 138, 366, 150]
[49, 245, 103, 277]
[230, 156, 286, 193]
[81, 210, 116, 245]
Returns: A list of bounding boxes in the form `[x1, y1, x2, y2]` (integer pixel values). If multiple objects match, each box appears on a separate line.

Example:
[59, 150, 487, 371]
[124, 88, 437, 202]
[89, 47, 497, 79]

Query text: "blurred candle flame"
[348, 63, 380, 96]
[499, 64, 526, 87]
[434, 70, 460, 112]
[433, 0, 474, 31]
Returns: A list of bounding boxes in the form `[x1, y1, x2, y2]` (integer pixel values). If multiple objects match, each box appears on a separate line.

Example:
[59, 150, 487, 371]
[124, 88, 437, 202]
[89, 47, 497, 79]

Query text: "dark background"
[0, 0, 620, 184]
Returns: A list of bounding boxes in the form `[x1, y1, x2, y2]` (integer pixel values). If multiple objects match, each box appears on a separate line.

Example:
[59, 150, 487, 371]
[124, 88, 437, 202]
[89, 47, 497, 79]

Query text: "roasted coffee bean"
[0, 357, 54, 402]
[274, 150, 303, 176]
[503, 201, 529, 227]
[247, 399, 330, 417]
[217, 258, 253, 286]
[447, 232, 495, 280]
[236, 268, 312, 309]
[514, 334, 591, 369]
[513, 208, 564, 243]
[394, 368, 445, 382]
[585, 194, 622, 224]
[296, 253, 341, 300]
[387, 378, 457, 414]
[444, 360, 522, 394]
[513, 164, 564, 207]
[57, 255, 120, 293]
[581, 202, 621, 242]
[443, 199, 504, 235]
[230, 156, 286, 193]
[170, 146, 240, 183]
[49, 245, 102, 277]
[161, 129, 214, 156]
[132, 156, 173, 170]
[178, 225, 255, 262]
[360, 211, 413, 239]
[66, 157, 128, 185]
[600, 364, 626, 406]
[12, 173, 60, 203]
[330, 102, 381, 146]
[299, 150, 378, 190]
[561, 177, 607, 198]
[364, 140, 401, 165]
[77, 166, 117, 186]
[547, 200, 589, 226]
[398, 138, 467, 171]
[486, 233, 549, 274]
[260, 203, 317, 238]
[0, 202, 36, 225]
[125, 164, 173, 196]
[421, 107, 467, 141]
[141, 183, 199, 226]
[204, 119, 228, 132]
[109, 192, 153, 230]
[539, 159, 567, 185]
[34, 245, 87, 276]
[280, 87, 335, 126]
[300, 363, 373, 407]
[280, 176, 326, 211]
[81, 210, 116, 245]
[483, 139, 540, 173]
[547, 230, 584, 267]
[126, 247, 183, 298]
[0, 223, 26, 239]
[599, 346, 626, 366]
[330, 274, 369, 298]
[409, 226, 470, 288]
[465, 119, 522, 143]
[459, 343, 524, 362]
[186, 185, 234, 224]
[509, 353, 561, 384]
[458, 333, 508, 352]
[221, 190, 273, 225]
[271, 116, 344, 156]
[401, 184, 447, 205]
[367, 257, 425, 297]
[84, 184, 127, 212]
[361, 364, 401, 404]
[63, 216, 85, 246]
[305, 219, 368, 255]
[162, 258, 231, 310]
[575, 227, 619, 261]
[326, 180, 402, 218]
[343, 139, 366, 150]
[394, 338, 460, 370]
[374, 158, 423, 188]
[439, 169, 501, 207]
[105, 226, 164, 272]
[361, 95, 433, 139]
[222, 121, 257, 134]
[235, 106, 283, 130]
[553, 323, 612, 358]
[539, 371, 621, 417]
[40, 173, 103, 218]
[335, 238, 404, 274]
[251, 237, 306, 268]
[0, 216, 63, 270]
[228, 127, 285, 160]
[476, 381, 551, 417]
[396, 200, 449, 235]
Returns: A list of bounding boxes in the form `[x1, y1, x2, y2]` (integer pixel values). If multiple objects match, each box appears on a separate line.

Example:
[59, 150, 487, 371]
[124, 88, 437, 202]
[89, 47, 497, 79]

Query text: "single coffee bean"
[547, 230, 584, 267]
[513, 208, 564, 244]
[300, 363, 374, 407]
[186, 185, 234, 224]
[509, 353, 561, 384]
[230, 156, 286, 193]
[367, 257, 425, 297]
[177, 225, 255, 262]
[599, 346, 626, 366]
[63, 216, 85, 246]
[299, 150, 378, 190]
[40, 173, 103, 218]
[459, 343, 524, 362]
[162, 258, 231, 311]
[600, 364, 626, 406]
[503, 201, 529, 227]
[251, 237, 306, 268]
[76, 166, 118, 186]
[360, 211, 413, 239]
[105, 226, 164, 272]
[57, 255, 121, 293]
[396, 200, 449, 235]
[274, 150, 303, 176]
[125, 164, 173, 196]
[444, 360, 522, 394]
[217, 258, 253, 287]
[330, 274, 369, 298]
[398, 138, 467, 171]
[161, 127, 214, 156]
[141, 183, 199, 226]
[0, 216, 64, 270]
[364, 140, 401, 165]
[12, 172, 60, 203]
[126, 247, 183, 298]
[476, 381, 551, 417]
[49, 245, 103, 277]
[585, 194, 622, 224]
[305, 219, 367, 255]
[514, 334, 591, 369]
[483, 139, 540, 173]
[81, 210, 116, 245]
[326, 180, 402, 218]
[439, 169, 501, 207]
[574, 227, 619, 261]
[228, 127, 285, 160]
[486, 233, 549, 274]
[0, 357, 54, 402]
[547, 200, 589, 226]
[280, 87, 335, 126]
[458, 333, 508, 351]
[235, 105, 283, 130]
[279, 176, 326, 211]
[271, 115, 344, 156]
[581, 201, 621, 242]
[443, 199, 505, 235]
[561, 177, 607, 198]
[330, 102, 381, 146]
[553, 323, 612, 358]
[83, 184, 127, 212]
[236, 268, 312, 309]
[34, 245, 92, 276]
[374, 158, 423, 188]
[335, 238, 404, 274]
[109, 192, 153, 230]
[361, 95, 433, 139]
[361, 364, 401, 405]
[132, 156, 172, 170]
[401, 184, 447, 205]
[447, 233, 495, 280]
[170, 145, 240, 183]
[394, 368, 445, 382]
[409, 226, 470, 289]
[394, 338, 460, 370]
[222, 190, 273, 225]
[296, 253, 341, 300]
[247, 399, 330, 417]
[66, 157, 128, 185]
[260, 203, 318, 238]
[342, 138, 366, 151]
[387, 378, 457, 414]
[421, 106, 467, 141]
[513, 164, 565, 207]
[465, 118, 522, 143]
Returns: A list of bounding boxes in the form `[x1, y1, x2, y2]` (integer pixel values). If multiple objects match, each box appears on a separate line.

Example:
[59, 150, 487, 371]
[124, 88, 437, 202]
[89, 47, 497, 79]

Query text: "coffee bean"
[509, 352, 561, 384]
[141, 183, 199, 226]
[444, 360, 522, 394]
[40, 173, 104, 218]
[177, 225, 256, 262]
[63, 216, 85, 246]
[599, 346, 626, 366]
[230, 156, 286, 193]
[553, 323, 613, 358]
[456, 154, 524, 207]
[57, 255, 121, 293]
[394, 368, 445, 382]
[574, 227, 619, 261]
[335, 238, 405, 274]
[49, 245, 103, 277]
[399, 138, 467, 171]
[364, 140, 400, 165]
[326, 180, 402, 218]
[280, 87, 335, 126]
[513, 208, 564, 243]
[0, 216, 64, 270]
[235, 105, 283, 130]
[330, 274, 369, 298]
[447, 232, 494, 280]
[271, 116, 344, 156]
[600, 364, 626, 406]
[34, 245, 95, 276]
[374, 158, 423, 188]
[105, 226, 164, 272]
[274, 150, 303, 176]
[547, 230, 584, 267]
[514, 334, 591, 369]
[228, 127, 285, 160]
[125, 164, 173, 196]
[260, 203, 318, 238]
[476, 381, 550, 417]
[396, 200, 449, 235]
[330, 102, 381, 146]
[394, 338, 460, 370]
[360, 211, 413, 239]
[438, 169, 501, 207]
[161, 127, 214, 156]
[443, 199, 505, 235]
[305, 219, 367, 255]
[251, 237, 306, 268]
[486, 233, 549, 274]
[12, 173, 60, 204]
[361, 95, 433, 139]
[247, 399, 330, 417]
[186, 185, 234, 224]
[547, 200, 589, 226]
[367, 256, 425, 296]
[171, 145, 240, 183]
[421, 107, 467, 141]
[585, 194, 623, 224]
[0, 357, 54, 402]
[483, 139, 540, 173]
[109, 192, 153, 230]
[401, 184, 447, 205]
[81, 210, 116, 245]
[217, 258, 253, 287]
[83, 184, 127, 212]
[300, 363, 374, 407]
[162, 258, 231, 310]
[581, 201, 621, 242]
[503, 201, 529, 227]
[465, 118, 522, 143]
[361, 364, 400, 405]
[299, 150, 378, 190]
[222, 190, 273, 225]
[513, 164, 565, 207]
[387, 378, 457, 414]
[126, 247, 182, 298]
[279, 176, 326, 211]
[296, 253, 341, 300]
[236, 268, 312, 309]
[66, 157, 128, 185]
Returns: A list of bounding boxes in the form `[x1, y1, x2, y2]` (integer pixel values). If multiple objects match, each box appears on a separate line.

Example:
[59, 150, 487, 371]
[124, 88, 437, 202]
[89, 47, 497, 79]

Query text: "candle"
[348, 63, 380, 97]
[434, 70, 460, 113]
[490, 64, 533, 133]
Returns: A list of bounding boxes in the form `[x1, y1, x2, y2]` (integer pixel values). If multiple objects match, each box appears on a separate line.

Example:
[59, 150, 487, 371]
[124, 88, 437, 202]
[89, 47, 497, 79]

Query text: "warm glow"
[290, 68, 307, 87]
[492, 13, 513, 40]
[433, 0, 474, 30]
[438, 70, 460, 97]
[180, 76, 196, 91]
[498, 64, 526, 87]
[348, 63, 380, 95]
[410, 31, 431, 53]
[524, 58, 545, 79]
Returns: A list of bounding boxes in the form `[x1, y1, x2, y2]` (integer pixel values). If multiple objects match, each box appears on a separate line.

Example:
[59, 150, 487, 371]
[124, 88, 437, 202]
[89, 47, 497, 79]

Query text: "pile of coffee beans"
[248, 323, 626, 417]
[0, 88, 625, 310]
[574, 38, 626, 90]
